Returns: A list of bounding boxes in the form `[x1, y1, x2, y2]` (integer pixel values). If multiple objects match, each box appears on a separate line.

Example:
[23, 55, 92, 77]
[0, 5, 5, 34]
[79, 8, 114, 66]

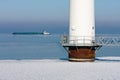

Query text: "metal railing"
[61, 35, 99, 47]
[96, 36, 120, 46]
[61, 34, 120, 46]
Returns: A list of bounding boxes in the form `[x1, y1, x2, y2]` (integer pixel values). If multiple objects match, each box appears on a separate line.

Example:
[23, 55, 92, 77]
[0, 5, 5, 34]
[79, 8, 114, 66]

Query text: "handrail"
[61, 35, 120, 46]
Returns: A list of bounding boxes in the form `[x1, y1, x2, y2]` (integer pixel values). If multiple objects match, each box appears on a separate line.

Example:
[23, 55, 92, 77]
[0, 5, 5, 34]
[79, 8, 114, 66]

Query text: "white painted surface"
[69, 0, 95, 44]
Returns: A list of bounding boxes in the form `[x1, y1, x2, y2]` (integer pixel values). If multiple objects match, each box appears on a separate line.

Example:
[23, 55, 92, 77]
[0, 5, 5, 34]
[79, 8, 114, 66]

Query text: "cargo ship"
[12, 31, 50, 35]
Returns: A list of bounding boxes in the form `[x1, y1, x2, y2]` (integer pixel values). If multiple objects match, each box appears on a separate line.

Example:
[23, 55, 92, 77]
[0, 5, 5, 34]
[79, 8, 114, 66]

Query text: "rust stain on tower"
[69, 47, 95, 62]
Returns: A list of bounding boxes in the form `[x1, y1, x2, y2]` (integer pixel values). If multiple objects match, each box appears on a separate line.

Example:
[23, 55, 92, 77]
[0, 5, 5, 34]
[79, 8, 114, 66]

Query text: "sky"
[0, 0, 120, 34]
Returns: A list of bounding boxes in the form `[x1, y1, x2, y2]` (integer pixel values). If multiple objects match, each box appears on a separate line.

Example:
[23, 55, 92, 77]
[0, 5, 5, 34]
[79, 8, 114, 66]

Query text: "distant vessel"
[12, 31, 50, 35]
[42, 31, 50, 35]
[12, 32, 41, 35]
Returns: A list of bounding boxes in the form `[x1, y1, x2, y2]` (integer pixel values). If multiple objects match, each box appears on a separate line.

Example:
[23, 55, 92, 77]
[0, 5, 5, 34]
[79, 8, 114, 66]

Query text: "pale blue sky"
[0, 0, 120, 33]
[0, 0, 68, 23]
[96, 0, 120, 23]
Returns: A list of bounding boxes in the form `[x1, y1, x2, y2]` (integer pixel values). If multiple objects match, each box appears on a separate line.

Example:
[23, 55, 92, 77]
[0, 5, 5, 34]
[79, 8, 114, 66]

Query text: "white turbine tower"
[62, 0, 120, 62]
[62, 0, 100, 62]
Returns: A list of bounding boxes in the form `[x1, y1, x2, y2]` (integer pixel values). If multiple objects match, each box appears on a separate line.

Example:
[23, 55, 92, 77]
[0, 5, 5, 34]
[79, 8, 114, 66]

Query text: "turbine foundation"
[69, 47, 95, 62]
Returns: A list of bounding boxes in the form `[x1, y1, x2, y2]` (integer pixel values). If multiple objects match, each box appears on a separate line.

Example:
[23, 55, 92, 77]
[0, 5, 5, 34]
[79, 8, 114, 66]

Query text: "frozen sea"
[0, 34, 120, 80]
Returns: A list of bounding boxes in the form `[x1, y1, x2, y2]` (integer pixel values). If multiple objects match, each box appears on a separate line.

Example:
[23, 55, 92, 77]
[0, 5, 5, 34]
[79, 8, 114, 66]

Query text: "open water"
[0, 34, 120, 60]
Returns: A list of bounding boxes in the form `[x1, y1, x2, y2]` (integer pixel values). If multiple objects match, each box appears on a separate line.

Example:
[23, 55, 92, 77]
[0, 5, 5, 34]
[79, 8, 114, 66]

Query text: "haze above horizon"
[0, 0, 120, 34]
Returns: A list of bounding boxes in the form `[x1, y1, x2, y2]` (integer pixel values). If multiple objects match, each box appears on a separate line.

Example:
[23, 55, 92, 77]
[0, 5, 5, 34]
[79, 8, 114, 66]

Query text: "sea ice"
[0, 57, 120, 80]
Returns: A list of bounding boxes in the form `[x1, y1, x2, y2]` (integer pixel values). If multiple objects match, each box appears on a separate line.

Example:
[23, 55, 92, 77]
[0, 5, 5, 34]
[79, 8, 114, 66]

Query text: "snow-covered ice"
[0, 57, 120, 80]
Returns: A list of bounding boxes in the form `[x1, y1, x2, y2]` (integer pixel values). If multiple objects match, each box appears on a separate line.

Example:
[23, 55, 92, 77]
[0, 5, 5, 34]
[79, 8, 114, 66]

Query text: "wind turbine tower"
[62, 0, 100, 62]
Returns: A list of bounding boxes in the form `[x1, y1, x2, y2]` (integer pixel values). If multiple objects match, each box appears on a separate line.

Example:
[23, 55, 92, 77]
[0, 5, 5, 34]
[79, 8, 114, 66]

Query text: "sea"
[0, 33, 120, 60]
